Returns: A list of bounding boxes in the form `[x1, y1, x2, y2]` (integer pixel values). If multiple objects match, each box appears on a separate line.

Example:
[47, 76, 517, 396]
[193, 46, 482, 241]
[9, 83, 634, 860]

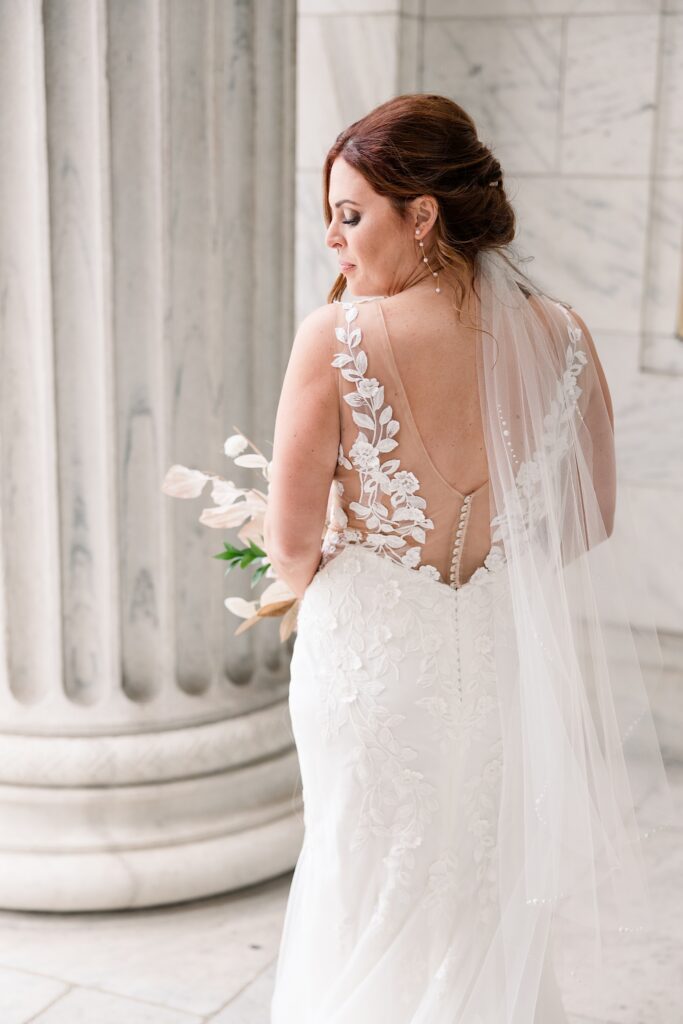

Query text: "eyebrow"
[332, 199, 361, 208]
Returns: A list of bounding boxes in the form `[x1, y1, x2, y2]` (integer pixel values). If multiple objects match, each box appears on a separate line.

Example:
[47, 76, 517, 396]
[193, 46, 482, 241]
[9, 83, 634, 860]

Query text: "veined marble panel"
[642, 335, 683, 377]
[613, 482, 683, 636]
[614, 375, 683, 489]
[507, 176, 650, 331]
[423, 15, 563, 174]
[562, 14, 659, 176]
[586, 328, 683, 488]
[299, 0, 407, 12]
[426, 1, 662, 15]
[655, 11, 683, 176]
[297, 13, 403, 168]
[641, 178, 683, 374]
[648, 648, 683, 761]
[581, 328, 683, 634]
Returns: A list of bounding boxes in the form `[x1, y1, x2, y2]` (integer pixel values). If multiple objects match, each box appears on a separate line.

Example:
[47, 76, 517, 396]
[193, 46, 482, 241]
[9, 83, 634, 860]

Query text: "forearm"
[266, 542, 323, 602]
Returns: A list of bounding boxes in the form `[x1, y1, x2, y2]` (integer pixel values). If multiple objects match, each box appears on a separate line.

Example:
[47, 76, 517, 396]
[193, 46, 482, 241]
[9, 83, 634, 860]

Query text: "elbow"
[263, 511, 324, 568]
[600, 461, 617, 540]
[603, 512, 615, 541]
[263, 515, 291, 560]
[267, 540, 316, 567]
[604, 475, 617, 539]
[263, 528, 310, 566]
[605, 503, 615, 539]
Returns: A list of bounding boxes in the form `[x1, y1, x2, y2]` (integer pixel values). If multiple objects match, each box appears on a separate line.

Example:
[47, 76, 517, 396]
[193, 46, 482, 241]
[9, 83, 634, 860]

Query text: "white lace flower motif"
[375, 579, 402, 608]
[349, 437, 381, 473]
[323, 301, 438, 575]
[390, 470, 420, 501]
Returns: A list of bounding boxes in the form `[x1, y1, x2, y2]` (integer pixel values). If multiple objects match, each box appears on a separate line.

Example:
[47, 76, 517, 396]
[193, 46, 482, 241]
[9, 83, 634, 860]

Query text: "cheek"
[355, 222, 382, 259]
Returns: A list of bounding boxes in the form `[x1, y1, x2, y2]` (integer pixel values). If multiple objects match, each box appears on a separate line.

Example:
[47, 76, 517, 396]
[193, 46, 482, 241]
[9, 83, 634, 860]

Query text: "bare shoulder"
[556, 303, 599, 360]
[287, 304, 342, 371]
[530, 293, 594, 352]
[280, 303, 339, 399]
[294, 301, 339, 344]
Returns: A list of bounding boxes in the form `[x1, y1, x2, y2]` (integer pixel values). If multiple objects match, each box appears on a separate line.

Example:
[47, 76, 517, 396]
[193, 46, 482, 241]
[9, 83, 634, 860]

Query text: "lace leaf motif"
[328, 302, 440, 578]
[490, 306, 588, 550]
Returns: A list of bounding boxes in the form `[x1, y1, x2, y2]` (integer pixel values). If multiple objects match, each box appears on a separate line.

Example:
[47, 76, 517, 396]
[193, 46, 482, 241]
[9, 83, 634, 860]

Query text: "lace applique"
[416, 581, 506, 929]
[300, 548, 444, 926]
[299, 545, 511, 939]
[420, 850, 461, 915]
[419, 742, 504, 937]
[321, 301, 441, 582]
[489, 305, 588, 557]
[334, 909, 354, 956]
[415, 562, 503, 751]
[462, 737, 504, 926]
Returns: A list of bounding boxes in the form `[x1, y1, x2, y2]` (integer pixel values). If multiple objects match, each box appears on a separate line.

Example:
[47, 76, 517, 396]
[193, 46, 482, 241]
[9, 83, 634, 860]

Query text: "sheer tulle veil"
[463, 245, 676, 1019]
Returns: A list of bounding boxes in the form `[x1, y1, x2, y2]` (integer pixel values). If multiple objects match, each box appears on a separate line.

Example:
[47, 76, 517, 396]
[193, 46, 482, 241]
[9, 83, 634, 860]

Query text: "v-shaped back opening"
[374, 299, 490, 502]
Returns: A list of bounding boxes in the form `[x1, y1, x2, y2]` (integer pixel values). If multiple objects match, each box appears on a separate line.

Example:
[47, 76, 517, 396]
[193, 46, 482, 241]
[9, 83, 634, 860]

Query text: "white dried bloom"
[224, 433, 249, 457]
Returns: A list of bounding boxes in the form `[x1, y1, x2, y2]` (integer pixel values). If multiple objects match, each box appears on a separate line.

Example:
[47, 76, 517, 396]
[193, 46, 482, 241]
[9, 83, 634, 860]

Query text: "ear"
[411, 195, 439, 236]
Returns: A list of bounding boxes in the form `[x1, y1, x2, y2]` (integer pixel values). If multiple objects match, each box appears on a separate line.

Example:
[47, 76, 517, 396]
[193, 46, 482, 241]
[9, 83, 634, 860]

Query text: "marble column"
[0, 0, 301, 910]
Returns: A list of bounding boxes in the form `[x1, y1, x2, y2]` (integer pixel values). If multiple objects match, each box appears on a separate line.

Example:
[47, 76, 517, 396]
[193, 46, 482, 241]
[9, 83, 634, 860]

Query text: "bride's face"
[325, 156, 434, 297]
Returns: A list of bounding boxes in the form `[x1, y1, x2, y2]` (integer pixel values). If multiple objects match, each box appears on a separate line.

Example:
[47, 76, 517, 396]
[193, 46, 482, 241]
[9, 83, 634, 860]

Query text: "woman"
[264, 94, 672, 1023]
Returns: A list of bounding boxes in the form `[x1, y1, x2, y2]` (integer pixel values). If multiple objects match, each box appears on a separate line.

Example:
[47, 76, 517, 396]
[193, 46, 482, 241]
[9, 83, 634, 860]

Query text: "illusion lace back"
[270, 288, 570, 1023]
[320, 295, 497, 590]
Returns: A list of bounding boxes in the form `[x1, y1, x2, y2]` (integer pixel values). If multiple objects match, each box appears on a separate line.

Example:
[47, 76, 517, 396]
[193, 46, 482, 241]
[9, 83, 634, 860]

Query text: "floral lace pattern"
[295, 542, 508, 937]
[489, 304, 588, 554]
[321, 300, 442, 581]
[420, 850, 461, 916]
[414, 558, 503, 755]
[462, 736, 504, 926]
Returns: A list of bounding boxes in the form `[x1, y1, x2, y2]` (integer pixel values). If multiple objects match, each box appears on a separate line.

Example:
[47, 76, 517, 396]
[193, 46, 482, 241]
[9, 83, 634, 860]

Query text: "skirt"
[270, 542, 568, 1023]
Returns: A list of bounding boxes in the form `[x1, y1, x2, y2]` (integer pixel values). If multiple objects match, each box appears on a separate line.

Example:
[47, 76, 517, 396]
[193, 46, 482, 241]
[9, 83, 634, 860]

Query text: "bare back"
[321, 283, 494, 588]
[378, 287, 490, 499]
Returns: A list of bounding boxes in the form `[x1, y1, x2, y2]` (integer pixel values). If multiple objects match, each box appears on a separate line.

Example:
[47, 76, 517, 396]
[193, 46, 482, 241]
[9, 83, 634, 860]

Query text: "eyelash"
[342, 216, 359, 226]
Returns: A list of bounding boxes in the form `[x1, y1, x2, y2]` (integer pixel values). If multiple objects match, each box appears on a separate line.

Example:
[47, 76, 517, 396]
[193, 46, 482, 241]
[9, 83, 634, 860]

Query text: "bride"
[263, 94, 673, 1023]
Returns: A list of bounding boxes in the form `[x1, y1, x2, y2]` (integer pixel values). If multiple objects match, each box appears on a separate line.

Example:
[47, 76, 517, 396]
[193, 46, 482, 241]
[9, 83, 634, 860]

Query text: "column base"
[0, 701, 304, 910]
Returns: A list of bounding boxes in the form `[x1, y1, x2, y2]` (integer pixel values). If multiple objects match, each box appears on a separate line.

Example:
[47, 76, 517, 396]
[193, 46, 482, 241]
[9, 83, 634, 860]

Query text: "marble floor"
[0, 763, 680, 1024]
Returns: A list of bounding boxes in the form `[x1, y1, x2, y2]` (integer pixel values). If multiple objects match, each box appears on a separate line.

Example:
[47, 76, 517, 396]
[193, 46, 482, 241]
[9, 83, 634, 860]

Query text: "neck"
[399, 261, 477, 303]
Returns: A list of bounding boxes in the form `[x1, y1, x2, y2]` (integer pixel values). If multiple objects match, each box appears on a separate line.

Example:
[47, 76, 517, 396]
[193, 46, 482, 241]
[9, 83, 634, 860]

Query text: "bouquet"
[161, 427, 299, 642]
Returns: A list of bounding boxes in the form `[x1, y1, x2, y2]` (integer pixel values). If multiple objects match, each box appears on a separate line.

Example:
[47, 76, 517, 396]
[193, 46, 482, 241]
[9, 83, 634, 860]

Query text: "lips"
[340, 263, 355, 272]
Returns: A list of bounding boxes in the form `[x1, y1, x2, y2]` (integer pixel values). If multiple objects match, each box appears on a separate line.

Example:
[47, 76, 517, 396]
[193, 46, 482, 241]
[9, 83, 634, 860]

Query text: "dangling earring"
[415, 230, 441, 294]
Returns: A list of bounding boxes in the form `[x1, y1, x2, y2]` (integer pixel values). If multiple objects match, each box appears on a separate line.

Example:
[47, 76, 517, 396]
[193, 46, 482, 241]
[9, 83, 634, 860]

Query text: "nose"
[325, 219, 342, 251]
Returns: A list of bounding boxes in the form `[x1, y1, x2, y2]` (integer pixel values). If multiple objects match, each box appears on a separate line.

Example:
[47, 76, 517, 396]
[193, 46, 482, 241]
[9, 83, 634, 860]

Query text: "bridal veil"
[465, 245, 676, 1019]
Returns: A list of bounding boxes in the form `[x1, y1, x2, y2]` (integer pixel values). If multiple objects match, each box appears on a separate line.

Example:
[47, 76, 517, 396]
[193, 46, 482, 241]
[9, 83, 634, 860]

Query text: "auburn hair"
[322, 93, 519, 315]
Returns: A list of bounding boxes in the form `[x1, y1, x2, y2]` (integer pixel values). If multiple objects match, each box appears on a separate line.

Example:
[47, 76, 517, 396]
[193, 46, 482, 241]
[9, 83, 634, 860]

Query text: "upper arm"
[265, 303, 340, 557]
[566, 307, 614, 430]
[565, 307, 616, 536]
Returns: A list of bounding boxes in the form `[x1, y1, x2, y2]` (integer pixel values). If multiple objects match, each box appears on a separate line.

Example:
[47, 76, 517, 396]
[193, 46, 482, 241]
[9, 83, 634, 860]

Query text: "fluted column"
[0, 0, 300, 910]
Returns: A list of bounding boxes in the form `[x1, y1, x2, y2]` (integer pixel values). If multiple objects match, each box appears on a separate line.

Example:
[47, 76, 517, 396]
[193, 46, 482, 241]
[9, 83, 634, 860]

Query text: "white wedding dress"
[270, 291, 571, 1022]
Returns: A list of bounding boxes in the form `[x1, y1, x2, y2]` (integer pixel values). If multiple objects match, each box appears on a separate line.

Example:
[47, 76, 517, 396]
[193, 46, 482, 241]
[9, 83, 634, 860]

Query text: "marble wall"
[296, 2, 683, 693]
